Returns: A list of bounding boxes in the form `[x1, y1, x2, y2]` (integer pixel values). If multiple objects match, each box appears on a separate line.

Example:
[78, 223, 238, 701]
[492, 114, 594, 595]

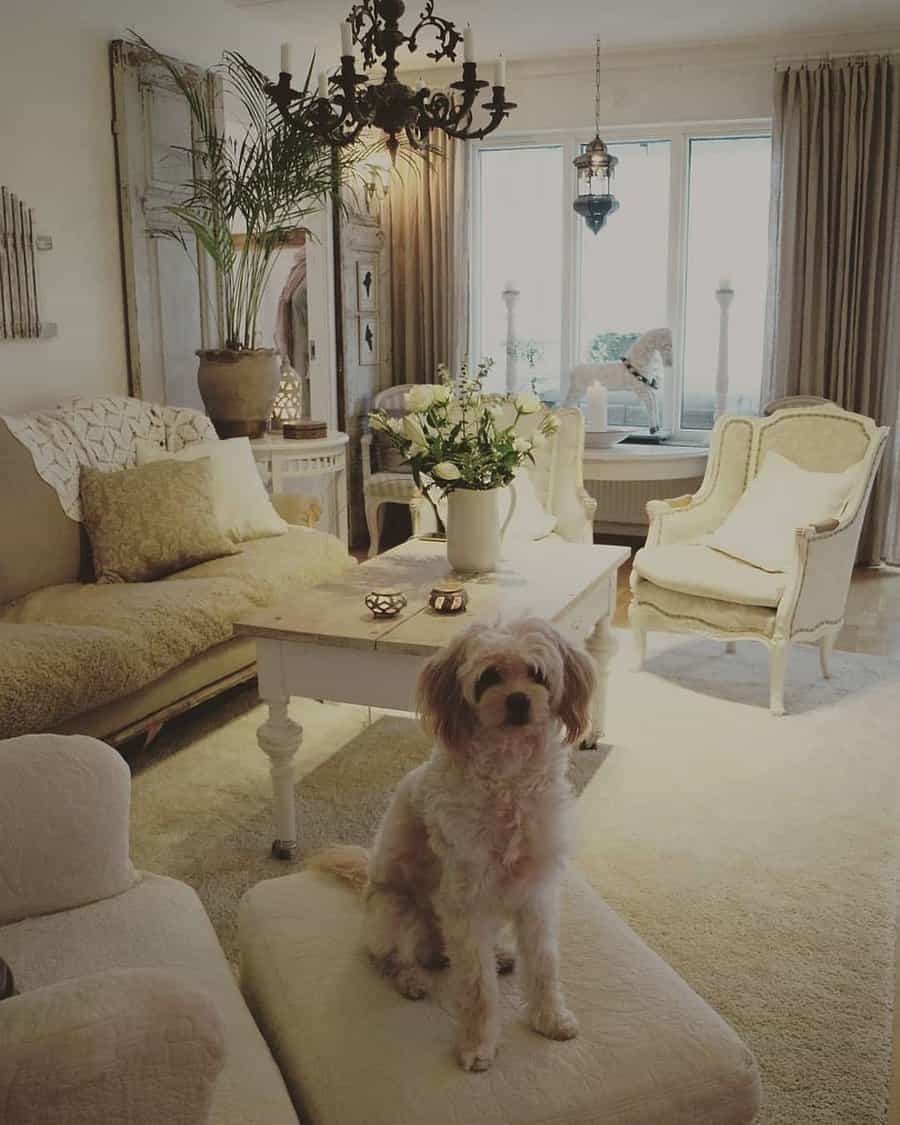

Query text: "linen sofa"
[0, 397, 354, 743]
[0, 732, 299, 1125]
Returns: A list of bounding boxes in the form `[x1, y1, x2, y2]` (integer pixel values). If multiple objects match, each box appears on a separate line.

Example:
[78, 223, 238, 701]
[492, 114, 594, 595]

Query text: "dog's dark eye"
[475, 666, 502, 701]
[529, 666, 547, 686]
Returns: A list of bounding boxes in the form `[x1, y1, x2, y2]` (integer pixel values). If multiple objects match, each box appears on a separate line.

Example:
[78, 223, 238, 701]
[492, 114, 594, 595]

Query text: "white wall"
[422, 27, 900, 137]
[0, 0, 287, 414]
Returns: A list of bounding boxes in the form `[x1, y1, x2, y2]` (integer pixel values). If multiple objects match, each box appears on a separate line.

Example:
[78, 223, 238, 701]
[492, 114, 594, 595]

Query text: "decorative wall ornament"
[0, 187, 41, 340]
[359, 316, 378, 365]
[357, 260, 377, 311]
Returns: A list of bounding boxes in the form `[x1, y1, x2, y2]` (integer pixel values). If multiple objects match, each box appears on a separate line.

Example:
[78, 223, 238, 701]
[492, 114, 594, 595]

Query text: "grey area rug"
[128, 695, 605, 968]
[129, 635, 900, 1125]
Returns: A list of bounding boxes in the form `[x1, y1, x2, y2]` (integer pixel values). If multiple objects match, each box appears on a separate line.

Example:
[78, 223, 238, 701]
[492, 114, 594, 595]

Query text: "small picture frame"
[357, 261, 377, 312]
[359, 317, 378, 366]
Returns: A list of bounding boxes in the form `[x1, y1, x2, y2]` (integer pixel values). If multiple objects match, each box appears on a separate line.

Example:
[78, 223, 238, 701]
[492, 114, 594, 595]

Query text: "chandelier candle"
[265, 0, 516, 161]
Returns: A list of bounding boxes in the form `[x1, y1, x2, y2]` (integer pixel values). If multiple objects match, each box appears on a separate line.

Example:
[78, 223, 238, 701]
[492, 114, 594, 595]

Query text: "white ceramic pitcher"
[445, 481, 518, 575]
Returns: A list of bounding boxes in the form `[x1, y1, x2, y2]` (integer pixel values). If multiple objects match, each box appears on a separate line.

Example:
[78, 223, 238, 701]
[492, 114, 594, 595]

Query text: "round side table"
[250, 432, 349, 545]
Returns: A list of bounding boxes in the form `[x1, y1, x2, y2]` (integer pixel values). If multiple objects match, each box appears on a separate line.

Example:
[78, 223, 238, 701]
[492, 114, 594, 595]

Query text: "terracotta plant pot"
[196, 348, 281, 439]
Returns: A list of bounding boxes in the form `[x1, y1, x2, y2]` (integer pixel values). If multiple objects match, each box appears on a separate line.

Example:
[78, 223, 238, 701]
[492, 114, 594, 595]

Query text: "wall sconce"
[363, 160, 393, 214]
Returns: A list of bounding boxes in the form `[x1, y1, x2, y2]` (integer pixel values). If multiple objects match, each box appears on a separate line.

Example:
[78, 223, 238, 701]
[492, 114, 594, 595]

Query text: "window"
[682, 135, 772, 428]
[475, 145, 564, 397]
[579, 140, 670, 428]
[472, 124, 772, 440]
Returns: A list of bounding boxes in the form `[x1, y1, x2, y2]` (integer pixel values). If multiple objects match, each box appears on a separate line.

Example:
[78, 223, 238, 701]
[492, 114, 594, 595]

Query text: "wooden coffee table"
[235, 538, 629, 858]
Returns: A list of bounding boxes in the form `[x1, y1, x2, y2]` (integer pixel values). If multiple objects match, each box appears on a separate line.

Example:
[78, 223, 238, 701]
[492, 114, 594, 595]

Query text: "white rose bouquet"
[369, 360, 560, 532]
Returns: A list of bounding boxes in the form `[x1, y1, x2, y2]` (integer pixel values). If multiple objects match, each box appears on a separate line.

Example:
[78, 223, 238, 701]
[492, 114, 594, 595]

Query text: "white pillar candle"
[463, 25, 475, 63]
[494, 55, 506, 87]
[340, 21, 353, 56]
[584, 382, 609, 432]
[318, 72, 329, 99]
[280, 42, 291, 74]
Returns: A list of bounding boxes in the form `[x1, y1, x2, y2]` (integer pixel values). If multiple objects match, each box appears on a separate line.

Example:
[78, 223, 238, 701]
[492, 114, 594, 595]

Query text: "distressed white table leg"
[256, 699, 303, 860]
[582, 608, 618, 749]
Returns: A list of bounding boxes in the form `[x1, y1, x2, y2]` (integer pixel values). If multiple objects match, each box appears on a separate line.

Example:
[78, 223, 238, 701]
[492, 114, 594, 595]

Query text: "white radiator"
[586, 476, 704, 535]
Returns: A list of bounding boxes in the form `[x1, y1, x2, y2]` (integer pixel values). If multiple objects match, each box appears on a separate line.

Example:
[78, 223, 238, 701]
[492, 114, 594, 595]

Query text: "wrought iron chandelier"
[268, 1, 516, 162]
[573, 38, 619, 234]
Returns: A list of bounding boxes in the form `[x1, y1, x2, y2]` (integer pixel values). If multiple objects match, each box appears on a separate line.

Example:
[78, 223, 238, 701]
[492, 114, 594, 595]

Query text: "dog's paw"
[395, 967, 430, 1000]
[456, 1041, 497, 1072]
[495, 951, 516, 975]
[530, 1005, 579, 1041]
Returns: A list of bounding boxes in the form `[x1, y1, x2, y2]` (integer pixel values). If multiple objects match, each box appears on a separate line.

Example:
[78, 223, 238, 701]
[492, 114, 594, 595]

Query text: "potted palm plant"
[137, 37, 343, 437]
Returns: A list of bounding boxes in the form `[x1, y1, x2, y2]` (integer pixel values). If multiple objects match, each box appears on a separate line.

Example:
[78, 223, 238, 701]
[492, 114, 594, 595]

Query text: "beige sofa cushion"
[80, 460, 238, 583]
[0, 421, 86, 605]
[136, 437, 288, 543]
[633, 544, 786, 608]
[1, 875, 298, 1125]
[239, 870, 760, 1125]
[0, 528, 354, 738]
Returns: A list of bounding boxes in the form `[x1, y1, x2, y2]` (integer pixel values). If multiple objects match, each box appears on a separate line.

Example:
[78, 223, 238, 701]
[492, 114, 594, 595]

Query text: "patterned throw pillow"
[80, 459, 238, 583]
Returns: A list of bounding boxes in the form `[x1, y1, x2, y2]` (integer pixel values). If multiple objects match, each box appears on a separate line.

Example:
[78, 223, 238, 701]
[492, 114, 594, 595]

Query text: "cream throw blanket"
[1, 396, 216, 521]
[0, 529, 355, 739]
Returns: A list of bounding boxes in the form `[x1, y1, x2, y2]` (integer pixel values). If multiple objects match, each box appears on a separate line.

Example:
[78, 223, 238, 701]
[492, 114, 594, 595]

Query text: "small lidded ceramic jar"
[428, 581, 468, 615]
[364, 589, 407, 618]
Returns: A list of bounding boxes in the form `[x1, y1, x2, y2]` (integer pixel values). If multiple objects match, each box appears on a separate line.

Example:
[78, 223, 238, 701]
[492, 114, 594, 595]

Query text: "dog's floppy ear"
[416, 631, 474, 754]
[557, 633, 596, 745]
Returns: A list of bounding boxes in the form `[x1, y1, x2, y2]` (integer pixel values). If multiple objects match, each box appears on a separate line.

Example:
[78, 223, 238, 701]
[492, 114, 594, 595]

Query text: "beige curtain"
[388, 134, 468, 385]
[764, 56, 900, 564]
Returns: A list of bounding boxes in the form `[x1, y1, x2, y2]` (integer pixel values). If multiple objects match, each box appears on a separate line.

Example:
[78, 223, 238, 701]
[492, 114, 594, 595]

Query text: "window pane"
[579, 140, 670, 428]
[476, 146, 564, 398]
[682, 136, 771, 430]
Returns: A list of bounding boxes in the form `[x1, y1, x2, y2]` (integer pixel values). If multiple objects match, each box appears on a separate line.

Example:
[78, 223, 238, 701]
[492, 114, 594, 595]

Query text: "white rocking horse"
[565, 327, 673, 434]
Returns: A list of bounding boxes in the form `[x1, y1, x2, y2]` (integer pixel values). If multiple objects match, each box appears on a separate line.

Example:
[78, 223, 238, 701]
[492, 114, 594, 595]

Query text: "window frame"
[469, 118, 771, 443]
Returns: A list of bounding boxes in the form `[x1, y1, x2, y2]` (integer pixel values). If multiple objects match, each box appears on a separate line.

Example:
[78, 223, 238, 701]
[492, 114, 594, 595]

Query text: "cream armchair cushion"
[705, 451, 858, 572]
[633, 545, 785, 608]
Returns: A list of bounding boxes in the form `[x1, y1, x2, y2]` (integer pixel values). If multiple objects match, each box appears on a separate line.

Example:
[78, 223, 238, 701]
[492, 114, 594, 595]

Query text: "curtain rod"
[774, 48, 899, 71]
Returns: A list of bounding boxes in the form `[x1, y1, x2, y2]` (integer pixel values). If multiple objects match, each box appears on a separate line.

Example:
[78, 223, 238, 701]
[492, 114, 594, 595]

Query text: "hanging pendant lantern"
[574, 38, 618, 234]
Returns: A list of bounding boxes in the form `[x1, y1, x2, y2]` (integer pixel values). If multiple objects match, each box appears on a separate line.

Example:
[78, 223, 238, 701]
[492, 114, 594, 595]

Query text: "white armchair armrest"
[776, 515, 862, 640]
[0, 969, 224, 1125]
[0, 735, 137, 925]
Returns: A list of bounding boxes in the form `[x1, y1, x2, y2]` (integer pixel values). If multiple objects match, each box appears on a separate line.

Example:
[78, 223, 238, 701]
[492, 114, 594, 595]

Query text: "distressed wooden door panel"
[111, 40, 222, 407]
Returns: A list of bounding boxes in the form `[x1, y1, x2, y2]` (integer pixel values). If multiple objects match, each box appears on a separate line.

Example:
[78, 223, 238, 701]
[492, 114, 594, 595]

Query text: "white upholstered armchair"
[363, 391, 597, 552]
[361, 383, 421, 557]
[629, 404, 889, 714]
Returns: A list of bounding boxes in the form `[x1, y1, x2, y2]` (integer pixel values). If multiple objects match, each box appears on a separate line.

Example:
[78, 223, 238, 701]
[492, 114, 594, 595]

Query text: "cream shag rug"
[129, 635, 900, 1125]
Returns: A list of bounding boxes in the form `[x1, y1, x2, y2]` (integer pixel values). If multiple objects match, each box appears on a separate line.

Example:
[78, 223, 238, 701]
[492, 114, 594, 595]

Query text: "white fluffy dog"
[309, 617, 595, 1072]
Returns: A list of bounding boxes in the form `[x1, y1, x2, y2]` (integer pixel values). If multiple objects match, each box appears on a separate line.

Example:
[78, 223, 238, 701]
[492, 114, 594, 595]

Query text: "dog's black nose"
[505, 692, 531, 725]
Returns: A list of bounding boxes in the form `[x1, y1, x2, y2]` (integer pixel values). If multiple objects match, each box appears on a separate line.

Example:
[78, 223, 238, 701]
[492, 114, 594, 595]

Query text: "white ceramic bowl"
[584, 427, 631, 450]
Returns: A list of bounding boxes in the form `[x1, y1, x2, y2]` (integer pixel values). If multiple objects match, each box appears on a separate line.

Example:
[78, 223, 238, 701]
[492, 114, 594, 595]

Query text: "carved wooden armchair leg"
[629, 602, 648, 670]
[365, 498, 384, 558]
[819, 629, 838, 679]
[768, 640, 791, 716]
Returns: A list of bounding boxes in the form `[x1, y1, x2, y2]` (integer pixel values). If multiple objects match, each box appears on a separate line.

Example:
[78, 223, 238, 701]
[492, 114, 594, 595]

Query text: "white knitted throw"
[1, 396, 216, 521]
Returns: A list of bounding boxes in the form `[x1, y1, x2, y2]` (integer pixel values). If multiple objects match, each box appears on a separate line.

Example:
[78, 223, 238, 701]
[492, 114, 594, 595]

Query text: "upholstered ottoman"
[239, 870, 760, 1125]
